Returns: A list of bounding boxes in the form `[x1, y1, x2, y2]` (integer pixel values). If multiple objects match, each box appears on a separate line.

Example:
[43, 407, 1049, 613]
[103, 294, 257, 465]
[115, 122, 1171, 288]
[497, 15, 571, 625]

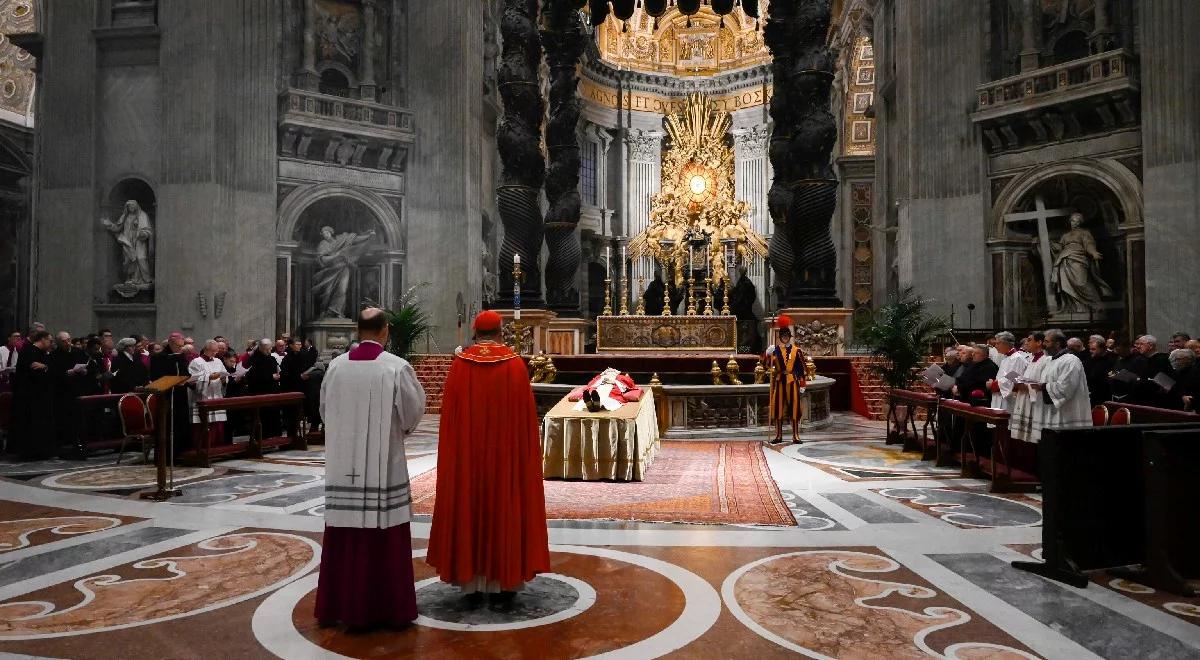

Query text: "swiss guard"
[765, 314, 807, 444]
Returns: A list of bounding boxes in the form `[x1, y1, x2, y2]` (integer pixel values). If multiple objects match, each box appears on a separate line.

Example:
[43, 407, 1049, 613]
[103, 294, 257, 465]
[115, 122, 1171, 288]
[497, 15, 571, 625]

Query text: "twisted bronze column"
[496, 0, 547, 308]
[540, 0, 586, 315]
[764, 0, 842, 308]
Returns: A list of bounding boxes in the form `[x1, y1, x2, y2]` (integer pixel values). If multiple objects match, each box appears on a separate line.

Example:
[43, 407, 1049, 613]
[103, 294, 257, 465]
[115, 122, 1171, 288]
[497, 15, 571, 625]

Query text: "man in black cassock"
[150, 332, 192, 453]
[47, 332, 89, 454]
[11, 331, 54, 459]
[245, 338, 282, 438]
[111, 337, 150, 394]
[1084, 336, 1118, 407]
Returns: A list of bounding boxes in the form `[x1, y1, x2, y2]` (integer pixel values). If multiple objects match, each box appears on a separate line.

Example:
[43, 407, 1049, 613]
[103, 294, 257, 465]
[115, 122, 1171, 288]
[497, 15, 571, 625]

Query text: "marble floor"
[0, 413, 1197, 659]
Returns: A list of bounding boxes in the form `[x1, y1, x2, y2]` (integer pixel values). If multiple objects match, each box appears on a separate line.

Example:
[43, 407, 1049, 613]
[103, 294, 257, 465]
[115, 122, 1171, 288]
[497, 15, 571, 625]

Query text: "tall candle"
[606, 246, 611, 273]
[514, 253, 520, 265]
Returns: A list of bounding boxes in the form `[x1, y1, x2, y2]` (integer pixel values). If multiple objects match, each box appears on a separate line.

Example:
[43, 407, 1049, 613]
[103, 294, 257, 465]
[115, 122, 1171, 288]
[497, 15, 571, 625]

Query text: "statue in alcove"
[101, 200, 154, 297]
[1050, 212, 1113, 313]
[313, 225, 376, 318]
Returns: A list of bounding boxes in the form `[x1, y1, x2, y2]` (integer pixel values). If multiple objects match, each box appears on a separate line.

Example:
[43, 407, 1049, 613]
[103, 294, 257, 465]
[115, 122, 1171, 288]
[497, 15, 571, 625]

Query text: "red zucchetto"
[473, 310, 503, 332]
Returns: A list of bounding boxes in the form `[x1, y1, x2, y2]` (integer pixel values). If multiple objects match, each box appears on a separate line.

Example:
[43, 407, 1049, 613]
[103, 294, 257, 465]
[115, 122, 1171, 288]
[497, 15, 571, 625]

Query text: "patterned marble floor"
[0, 413, 1197, 659]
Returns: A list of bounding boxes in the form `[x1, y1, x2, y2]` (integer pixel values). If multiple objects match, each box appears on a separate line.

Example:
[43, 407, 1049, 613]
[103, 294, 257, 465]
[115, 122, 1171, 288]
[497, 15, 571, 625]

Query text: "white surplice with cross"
[321, 349, 426, 529]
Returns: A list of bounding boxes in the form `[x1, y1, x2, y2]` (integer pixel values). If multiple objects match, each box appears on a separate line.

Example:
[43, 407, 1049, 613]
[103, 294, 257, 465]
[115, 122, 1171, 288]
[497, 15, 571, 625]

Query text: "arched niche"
[98, 177, 157, 304]
[989, 160, 1142, 330]
[277, 187, 404, 336]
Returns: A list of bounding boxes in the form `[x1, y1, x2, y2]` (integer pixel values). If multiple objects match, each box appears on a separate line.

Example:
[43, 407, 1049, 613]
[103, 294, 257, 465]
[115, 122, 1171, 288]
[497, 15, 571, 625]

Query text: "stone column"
[1020, 0, 1040, 72]
[1142, 0, 1200, 340]
[359, 0, 378, 101]
[1090, 0, 1114, 53]
[299, 0, 319, 89]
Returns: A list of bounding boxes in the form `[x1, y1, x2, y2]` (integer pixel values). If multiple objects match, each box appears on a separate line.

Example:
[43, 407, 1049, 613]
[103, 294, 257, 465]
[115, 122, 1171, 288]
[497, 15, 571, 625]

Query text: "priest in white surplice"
[315, 308, 426, 630]
[187, 340, 228, 450]
[986, 331, 1031, 411]
[1011, 330, 1091, 442]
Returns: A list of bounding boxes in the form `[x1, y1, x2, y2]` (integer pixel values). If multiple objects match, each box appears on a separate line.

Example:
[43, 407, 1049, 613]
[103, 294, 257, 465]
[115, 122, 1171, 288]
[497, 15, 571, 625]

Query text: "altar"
[595, 314, 737, 353]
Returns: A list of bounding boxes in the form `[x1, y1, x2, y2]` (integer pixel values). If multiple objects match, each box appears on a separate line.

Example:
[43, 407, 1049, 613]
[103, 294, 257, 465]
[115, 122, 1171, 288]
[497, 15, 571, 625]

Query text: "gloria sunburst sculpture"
[628, 93, 767, 288]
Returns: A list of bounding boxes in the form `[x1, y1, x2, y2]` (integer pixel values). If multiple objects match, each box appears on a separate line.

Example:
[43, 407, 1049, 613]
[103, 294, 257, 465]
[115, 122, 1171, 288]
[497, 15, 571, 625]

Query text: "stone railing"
[281, 88, 415, 136]
[975, 49, 1136, 116]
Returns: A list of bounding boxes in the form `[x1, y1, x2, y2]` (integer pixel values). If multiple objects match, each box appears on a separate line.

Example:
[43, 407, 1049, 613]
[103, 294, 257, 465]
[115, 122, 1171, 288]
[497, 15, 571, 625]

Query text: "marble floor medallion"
[39, 466, 215, 492]
[874, 487, 1042, 528]
[0, 531, 319, 639]
[0, 516, 123, 553]
[721, 549, 1038, 658]
[413, 573, 596, 631]
[783, 440, 961, 481]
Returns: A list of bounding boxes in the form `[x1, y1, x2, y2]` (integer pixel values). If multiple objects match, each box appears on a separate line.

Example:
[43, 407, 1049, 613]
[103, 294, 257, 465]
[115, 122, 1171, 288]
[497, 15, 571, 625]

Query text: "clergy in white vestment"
[187, 340, 228, 449]
[987, 331, 1031, 411]
[1028, 330, 1092, 437]
[315, 307, 426, 631]
[1009, 331, 1051, 442]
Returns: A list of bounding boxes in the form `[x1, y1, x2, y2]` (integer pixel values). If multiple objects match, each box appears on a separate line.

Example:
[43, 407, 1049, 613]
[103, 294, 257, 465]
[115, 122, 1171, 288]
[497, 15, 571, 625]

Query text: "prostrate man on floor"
[315, 308, 426, 631]
[426, 310, 550, 611]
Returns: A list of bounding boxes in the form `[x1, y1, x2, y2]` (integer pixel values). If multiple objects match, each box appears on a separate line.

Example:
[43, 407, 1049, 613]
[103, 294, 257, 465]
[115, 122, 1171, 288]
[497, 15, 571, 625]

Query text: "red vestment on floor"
[425, 341, 550, 591]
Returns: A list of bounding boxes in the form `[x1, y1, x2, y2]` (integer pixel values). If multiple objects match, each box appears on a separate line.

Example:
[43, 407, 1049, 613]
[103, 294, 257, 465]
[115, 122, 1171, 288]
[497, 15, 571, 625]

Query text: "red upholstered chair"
[141, 393, 162, 462]
[1110, 407, 1132, 426]
[115, 394, 154, 465]
[1091, 405, 1110, 427]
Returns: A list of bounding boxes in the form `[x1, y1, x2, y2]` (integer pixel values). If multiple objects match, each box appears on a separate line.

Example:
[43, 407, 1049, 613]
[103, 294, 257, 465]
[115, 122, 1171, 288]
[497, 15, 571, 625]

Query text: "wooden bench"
[886, 389, 938, 455]
[188, 393, 307, 467]
[938, 399, 1037, 493]
[1101, 401, 1200, 425]
[1014, 422, 1200, 594]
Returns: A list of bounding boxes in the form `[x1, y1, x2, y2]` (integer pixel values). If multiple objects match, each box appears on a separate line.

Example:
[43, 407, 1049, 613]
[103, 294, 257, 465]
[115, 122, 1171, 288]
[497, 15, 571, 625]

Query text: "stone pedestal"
[546, 317, 589, 355]
[493, 309, 556, 356]
[305, 318, 356, 360]
[767, 308, 855, 357]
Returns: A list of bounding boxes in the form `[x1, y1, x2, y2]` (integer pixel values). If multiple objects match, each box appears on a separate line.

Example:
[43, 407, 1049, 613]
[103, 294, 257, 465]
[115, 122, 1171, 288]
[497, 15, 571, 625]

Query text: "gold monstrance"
[628, 93, 768, 291]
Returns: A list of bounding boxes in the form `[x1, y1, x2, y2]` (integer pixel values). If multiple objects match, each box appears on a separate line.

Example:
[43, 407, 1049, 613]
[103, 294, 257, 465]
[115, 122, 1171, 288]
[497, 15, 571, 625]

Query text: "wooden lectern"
[140, 375, 190, 501]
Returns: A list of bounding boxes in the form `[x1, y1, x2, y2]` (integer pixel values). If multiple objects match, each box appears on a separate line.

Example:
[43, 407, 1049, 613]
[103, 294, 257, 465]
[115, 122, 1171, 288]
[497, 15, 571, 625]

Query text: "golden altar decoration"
[595, 315, 737, 353]
[627, 93, 767, 288]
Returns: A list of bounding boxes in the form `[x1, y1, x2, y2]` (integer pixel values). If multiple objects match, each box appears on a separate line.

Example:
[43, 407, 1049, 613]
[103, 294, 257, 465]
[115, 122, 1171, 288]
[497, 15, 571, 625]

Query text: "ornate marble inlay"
[40, 466, 214, 491]
[0, 0, 35, 124]
[0, 532, 320, 639]
[724, 550, 1038, 658]
[0, 516, 123, 554]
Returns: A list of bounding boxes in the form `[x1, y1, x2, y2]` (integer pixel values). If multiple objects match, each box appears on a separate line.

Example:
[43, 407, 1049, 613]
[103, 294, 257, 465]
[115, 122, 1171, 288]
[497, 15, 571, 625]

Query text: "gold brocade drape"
[541, 391, 661, 481]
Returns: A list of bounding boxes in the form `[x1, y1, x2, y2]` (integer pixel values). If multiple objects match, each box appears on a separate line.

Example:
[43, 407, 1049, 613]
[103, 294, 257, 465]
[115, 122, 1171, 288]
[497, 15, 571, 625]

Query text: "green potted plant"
[381, 283, 435, 363]
[856, 288, 949, 442]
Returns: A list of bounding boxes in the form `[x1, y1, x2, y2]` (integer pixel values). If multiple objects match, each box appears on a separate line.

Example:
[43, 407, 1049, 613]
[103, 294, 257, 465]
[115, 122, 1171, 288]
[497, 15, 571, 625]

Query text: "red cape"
[425, 342, 550, 589]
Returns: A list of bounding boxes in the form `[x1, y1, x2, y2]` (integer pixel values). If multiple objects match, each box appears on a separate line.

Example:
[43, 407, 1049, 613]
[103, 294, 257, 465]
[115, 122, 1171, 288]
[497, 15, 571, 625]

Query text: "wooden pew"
[1101, 401, 1200, 425]
[938, 399, 1037, 493]
[886, 389, 938, 455]
[189, 393, 306, 467]
[1013, 422, 1200, 592]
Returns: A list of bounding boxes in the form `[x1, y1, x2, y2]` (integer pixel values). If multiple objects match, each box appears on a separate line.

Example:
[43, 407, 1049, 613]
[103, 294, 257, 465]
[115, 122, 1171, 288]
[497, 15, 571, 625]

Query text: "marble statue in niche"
[101, 200, 154, 298]
[313, 225, 375, 318]
[1050, 211, 1113, 313]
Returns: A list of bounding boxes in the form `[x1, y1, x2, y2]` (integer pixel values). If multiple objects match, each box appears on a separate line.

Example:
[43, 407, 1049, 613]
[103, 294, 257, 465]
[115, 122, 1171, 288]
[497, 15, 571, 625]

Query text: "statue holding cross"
[1004, 195, 1113, 317]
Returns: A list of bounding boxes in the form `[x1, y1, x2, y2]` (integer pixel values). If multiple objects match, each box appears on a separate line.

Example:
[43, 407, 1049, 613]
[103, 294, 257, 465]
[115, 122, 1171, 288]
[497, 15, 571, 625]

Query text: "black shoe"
[769, 437, 784, 445]
[587, 389, 602, 412]
[792, 438, 803, 445]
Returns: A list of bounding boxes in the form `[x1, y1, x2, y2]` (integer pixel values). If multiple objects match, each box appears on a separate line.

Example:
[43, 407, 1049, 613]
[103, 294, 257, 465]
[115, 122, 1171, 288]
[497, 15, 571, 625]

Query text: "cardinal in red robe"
[426, 310, 550, 611]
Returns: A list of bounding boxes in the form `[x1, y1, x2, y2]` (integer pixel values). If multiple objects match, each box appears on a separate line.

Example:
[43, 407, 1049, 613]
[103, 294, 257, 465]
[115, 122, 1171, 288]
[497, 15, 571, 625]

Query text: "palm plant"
[382, 283, 434, 363]
[856, 288, 949, 390]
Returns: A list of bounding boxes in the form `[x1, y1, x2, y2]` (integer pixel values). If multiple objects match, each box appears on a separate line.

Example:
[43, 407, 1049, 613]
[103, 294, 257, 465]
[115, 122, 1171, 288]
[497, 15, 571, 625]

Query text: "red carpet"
[410, 441, 796, 526]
